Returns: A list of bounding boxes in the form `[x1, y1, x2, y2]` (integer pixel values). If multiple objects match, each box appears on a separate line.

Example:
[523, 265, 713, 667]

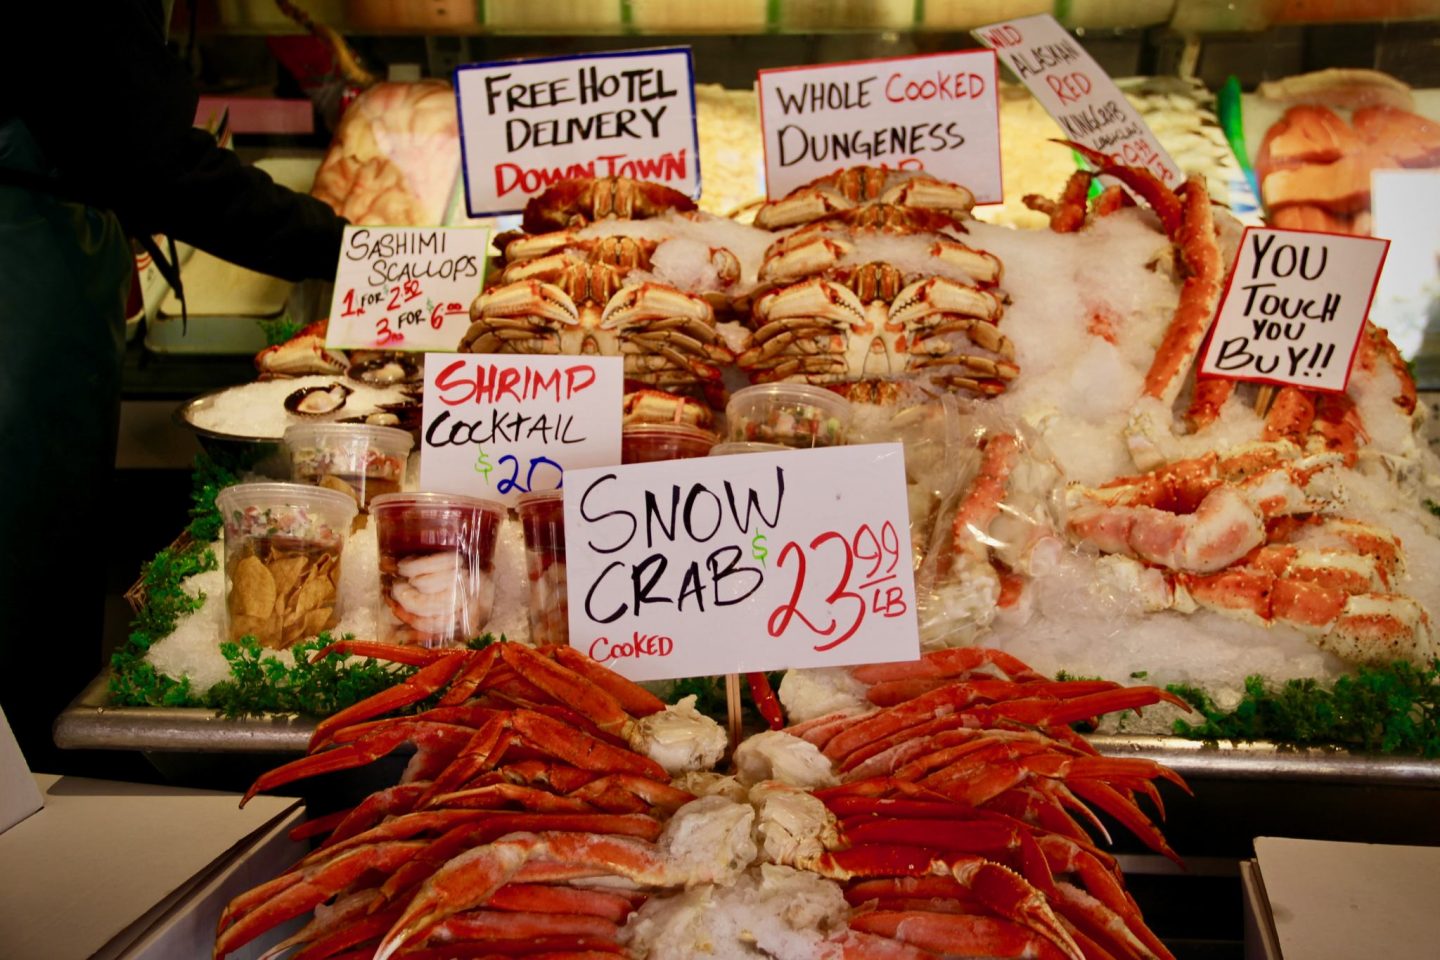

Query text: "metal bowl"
[173, 387, 289, 476]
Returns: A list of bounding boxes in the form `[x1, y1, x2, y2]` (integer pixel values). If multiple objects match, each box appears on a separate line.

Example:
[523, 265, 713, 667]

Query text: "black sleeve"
[5, 1, 346, 282]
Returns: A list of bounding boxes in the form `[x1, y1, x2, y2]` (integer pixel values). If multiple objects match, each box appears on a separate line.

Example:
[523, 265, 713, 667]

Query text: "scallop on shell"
[284, 382, 353, 417]
[347, 353, 422, 387]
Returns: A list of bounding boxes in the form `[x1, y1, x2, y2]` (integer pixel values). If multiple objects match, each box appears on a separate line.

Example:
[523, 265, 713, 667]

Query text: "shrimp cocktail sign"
[419, 354, 622, 508]
[757, 51, 1003, 203]
[1198, 228, 1389, 392]
[326, 226, 490, 350]
[455, 47, 700, 218]
[973, 14, 1180, 189]
[563, 445, 920, 682]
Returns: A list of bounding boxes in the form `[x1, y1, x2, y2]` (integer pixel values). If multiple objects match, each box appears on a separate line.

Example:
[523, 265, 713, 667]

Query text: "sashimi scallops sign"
[758, 51, 1003, 203]
[563, 444, 920, 681]
[454, 47, 700, 218]
[326, 225, 489, 350]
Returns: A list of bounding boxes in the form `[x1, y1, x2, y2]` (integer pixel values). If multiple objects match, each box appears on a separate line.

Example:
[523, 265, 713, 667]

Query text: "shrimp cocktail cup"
[370, 492, 505, 647]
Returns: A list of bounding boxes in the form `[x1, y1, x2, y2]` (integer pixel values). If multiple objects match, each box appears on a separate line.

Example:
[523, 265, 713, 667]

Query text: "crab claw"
[759, 236, 856, 284]
[473, 280, 579, 326]
[1055, 139, 1183, 241]
[892, 276, 1003, 325]
[599, 282, 714, 332]
[753, 278, 867, 332]
[931, 239, 1004, 286]
[880, 174, 976, 216]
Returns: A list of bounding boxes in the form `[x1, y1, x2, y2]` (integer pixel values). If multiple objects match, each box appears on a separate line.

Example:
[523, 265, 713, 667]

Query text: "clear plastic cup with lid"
[214, 482, 357, 649]
[621, 423, 718, 463]
[283, 423, 413, 518]
[369, 492, 506, 647]
[517, 489, 568, 647]
[724, 383, 852, 449]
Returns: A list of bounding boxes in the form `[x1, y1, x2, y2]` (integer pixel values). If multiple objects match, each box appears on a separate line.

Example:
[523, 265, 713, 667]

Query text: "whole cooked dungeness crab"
[460, 260, 733, 402]
[744, 166, 1017, 398]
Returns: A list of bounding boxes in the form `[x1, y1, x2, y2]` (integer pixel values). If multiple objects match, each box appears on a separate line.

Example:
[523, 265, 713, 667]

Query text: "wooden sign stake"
[1255, 384, 1277, 418]
[725, 673, 743, 750]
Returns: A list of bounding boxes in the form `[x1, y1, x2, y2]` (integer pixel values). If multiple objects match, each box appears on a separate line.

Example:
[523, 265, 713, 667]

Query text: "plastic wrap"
[908, 408, 1065, 649]
[311, 81, 461, 227]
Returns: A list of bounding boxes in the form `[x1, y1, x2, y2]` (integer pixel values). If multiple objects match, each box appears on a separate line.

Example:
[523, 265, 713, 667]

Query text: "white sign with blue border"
[454, 47, 700, 219]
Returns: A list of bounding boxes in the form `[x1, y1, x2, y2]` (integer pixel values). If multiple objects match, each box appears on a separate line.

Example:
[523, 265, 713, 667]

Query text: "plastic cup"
[283, 423, 413, 519]
[621, 423, 718, 463]
[517, 490, 568, 647]
[369, 492, 506, 648]
[724, 383, 852, 449]
[708, 441, 791, 457]
[214, 482, 357, 649]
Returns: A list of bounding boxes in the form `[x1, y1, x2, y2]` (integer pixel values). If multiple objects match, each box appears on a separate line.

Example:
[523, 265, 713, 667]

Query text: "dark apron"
[0, 118, 131, 769]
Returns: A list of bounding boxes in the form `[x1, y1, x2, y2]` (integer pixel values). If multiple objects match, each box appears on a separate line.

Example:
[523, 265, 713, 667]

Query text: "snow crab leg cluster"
[220, 645, 1190, 960]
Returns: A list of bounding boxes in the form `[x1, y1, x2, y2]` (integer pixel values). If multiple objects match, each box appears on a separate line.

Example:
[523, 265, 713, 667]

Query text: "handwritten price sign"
[326, 226, 489, 351]
[974, 14, 1180, 188]
[563, 444, 919, 682]
[455, 47, 699, 218]
[420, 354, 622, 507]
[758, 51, 1002, 203]
[1198, 228, 1389, 392]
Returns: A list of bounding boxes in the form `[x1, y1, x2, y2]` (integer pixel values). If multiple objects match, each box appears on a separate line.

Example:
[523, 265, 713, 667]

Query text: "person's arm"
[9, 1, 346, 282]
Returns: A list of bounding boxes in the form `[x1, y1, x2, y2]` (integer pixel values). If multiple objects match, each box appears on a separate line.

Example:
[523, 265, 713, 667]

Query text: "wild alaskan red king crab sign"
[973, 14, 1181, 189]
[454, 47, 700, 218]
[757, 51, 1003, 203]
[1198, 227, 1389, 392]
[563, 444, 920, 682]
[326, 225, 490, 350]
[420, 353, 623, 507]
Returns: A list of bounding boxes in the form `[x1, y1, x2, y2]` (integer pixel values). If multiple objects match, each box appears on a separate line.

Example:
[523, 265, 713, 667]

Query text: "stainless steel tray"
[55, 671, 1440, 785]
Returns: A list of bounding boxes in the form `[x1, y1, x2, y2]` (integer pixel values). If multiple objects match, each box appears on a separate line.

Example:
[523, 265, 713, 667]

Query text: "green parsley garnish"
[1168, 660, 1440, 756]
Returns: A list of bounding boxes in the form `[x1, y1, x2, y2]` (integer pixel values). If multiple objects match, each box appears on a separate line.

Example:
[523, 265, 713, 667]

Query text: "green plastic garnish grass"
[1167, 660, 1440, 757]
[258, 316, 305, 348]
[206, 635, 419, 719]
[109, 453, 441, 718]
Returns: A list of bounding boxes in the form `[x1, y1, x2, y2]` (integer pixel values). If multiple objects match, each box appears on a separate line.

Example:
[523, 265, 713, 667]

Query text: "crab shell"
[461, 263, 735, 397]
[741, 268, 1016, 397]
[522, 177, 697, 233]
[754, 168, 977, 231]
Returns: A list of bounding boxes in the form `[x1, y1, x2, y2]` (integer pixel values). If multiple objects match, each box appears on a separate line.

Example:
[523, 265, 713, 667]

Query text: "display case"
[81, 4, 1440, 957]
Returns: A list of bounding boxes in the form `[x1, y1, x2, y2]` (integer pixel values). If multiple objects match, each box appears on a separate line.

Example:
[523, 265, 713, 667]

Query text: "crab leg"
[552, 645, 664, 716]
[242, 722, 476, 805]
[498, 643, 635, 739]
[812, 848, 1083, 960]
[852, 649, 1050, 685]
[849, 911, 1073, 960]
[374, 813, 660, 905]
[310, 651, 472, 750]
[214, 841, 426, 959]
[374, 832, 678, 960]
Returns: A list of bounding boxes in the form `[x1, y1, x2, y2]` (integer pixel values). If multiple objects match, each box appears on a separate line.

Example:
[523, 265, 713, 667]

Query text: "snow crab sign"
[974, 14, 1180, 188]
[420, 354, 622, 507]
[1198, 228, 1389, 392]
[563, 444, 920, 680]
[326, 226, 490, 350]
[455, 47, 700, 217]
[757, 51, 1003, 203]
